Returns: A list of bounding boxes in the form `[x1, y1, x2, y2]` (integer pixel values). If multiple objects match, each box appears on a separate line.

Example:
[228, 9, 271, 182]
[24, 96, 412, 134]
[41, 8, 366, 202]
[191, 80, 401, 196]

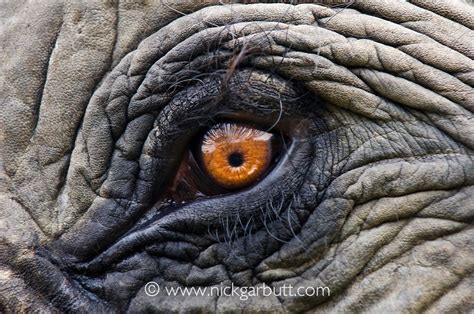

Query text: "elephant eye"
[167, 122, 283, 202]
[200, 123, 276, 190]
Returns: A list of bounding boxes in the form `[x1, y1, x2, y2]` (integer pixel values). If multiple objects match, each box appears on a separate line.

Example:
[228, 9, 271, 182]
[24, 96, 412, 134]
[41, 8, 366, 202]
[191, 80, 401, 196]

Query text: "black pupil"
[228, 152, 244, 167]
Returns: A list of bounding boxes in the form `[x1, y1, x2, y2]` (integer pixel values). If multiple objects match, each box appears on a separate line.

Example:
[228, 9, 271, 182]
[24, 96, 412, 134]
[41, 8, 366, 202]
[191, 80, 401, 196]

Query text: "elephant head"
[1, 0, 473, 312]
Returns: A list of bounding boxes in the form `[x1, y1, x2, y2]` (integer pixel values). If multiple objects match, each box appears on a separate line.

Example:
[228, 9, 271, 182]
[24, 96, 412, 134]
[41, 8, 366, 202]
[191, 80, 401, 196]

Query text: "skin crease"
[0, 0, 473, 312]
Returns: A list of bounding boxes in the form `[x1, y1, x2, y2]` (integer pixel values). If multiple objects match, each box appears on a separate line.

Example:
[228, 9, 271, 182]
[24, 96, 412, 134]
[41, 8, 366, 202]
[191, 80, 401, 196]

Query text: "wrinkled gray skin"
[1, 0, 473, 312]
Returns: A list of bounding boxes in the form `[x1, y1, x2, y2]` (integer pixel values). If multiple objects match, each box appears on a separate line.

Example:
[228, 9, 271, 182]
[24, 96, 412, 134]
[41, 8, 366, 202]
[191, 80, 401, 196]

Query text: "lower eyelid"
[76, 138, 312, 271]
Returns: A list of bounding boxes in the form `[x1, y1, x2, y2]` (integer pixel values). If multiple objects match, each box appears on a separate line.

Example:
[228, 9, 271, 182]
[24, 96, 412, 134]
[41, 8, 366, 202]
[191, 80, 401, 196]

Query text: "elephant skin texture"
[0, 0, 473, 312]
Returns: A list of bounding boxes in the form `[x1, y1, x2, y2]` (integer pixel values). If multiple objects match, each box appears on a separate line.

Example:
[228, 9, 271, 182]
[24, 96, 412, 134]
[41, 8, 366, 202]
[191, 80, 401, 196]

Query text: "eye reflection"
[201, 123, 274, 190]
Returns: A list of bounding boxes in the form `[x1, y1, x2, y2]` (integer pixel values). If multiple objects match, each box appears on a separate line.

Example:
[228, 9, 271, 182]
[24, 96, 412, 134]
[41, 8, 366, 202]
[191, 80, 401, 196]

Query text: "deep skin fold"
[0, 1, 473, 312]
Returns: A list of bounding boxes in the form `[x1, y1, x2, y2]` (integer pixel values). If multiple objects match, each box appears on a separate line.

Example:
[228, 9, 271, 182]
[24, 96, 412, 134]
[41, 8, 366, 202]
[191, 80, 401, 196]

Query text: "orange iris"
[200, 123, 274, 190]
